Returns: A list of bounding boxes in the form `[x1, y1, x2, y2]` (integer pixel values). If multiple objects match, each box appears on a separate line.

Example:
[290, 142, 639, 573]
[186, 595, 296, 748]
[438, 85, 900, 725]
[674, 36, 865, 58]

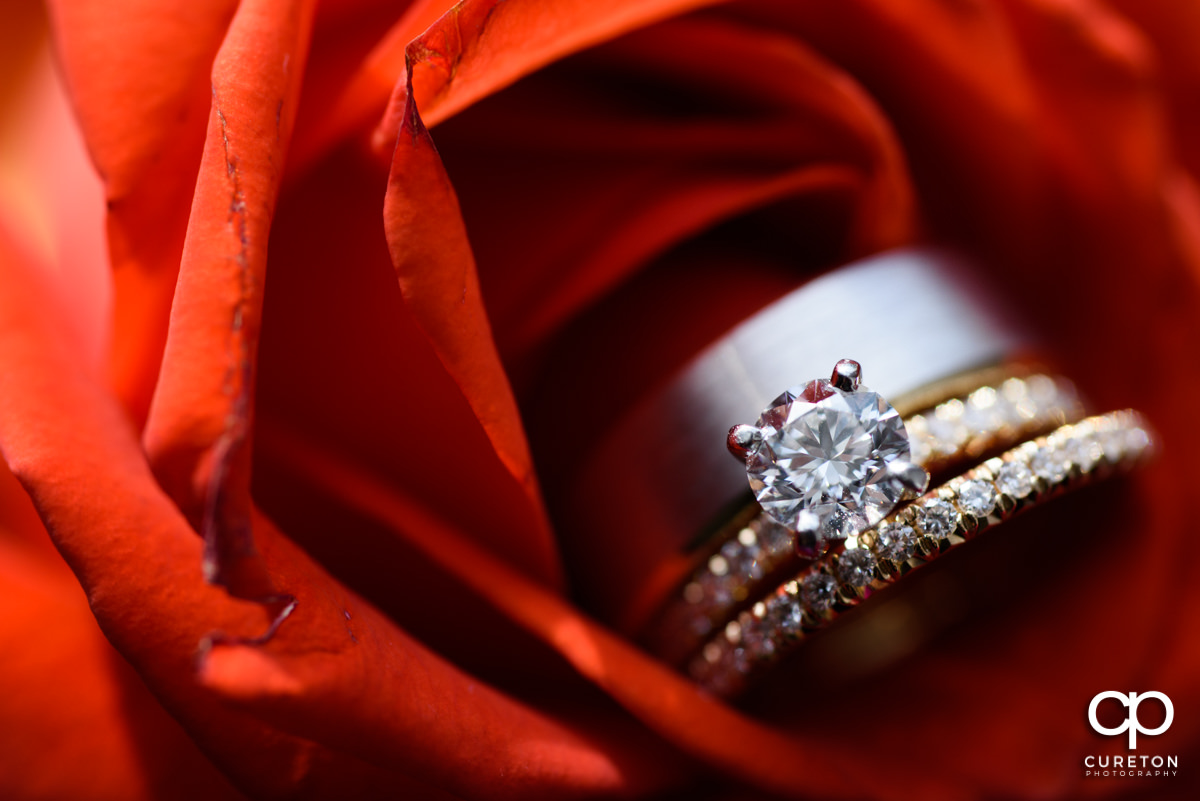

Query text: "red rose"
[2, 0, 1199, 798]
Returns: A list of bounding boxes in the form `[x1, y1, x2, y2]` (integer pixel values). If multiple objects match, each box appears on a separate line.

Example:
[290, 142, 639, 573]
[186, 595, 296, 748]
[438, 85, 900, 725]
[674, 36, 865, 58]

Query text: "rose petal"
[45, 0, 237, 199]
[0, 0, 43, 106]
[431, 13, 912, 361]
[380, 2, 1200, 797]
[1, 213, 692, 799]
[141, 0, 318, 596]
[0, 538, 247, 801]
[198, 510, 689, 800]
[300, 0, 737, 170]
[46, 0, 239, 423]
[370, 0, 729, 153]
[1109, 0, 1200, 180]
[289, 0, 456, 173]
[0, 218, 437, 798]
[382, 78, 563, 589]
[265, 423, 986, 801]
[254, 138, 568, 593]
[752, 0, 1200, 431]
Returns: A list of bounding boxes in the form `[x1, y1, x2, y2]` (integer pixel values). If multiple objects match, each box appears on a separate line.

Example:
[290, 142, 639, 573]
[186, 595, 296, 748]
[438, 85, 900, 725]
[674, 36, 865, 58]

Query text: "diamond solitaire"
[727, 359, 928, 556]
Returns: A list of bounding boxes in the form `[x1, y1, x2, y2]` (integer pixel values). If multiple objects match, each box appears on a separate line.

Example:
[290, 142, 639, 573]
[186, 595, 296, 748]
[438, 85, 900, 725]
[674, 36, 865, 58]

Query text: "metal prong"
[830, 359, 862, 392]
[726, 424, 763, 461]
[886, 459, 930, 499]
[792, 510, 826, 559]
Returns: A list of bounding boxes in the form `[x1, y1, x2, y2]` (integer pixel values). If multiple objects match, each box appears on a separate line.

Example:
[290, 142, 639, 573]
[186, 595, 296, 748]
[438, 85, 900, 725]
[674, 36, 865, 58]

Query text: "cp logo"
[1088, 691, 1174, 749]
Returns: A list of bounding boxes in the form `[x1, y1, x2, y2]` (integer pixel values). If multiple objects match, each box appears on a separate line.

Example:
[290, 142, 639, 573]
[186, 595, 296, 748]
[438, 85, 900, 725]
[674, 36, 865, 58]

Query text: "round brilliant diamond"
[745, 376, 911, 545]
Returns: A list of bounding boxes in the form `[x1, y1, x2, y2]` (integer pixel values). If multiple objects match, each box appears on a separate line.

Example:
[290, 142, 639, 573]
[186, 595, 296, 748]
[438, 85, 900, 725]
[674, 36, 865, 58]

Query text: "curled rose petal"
[1109, 0, 1200, 179]
[141, 0, 318, 596]
[253, 139, 570, 598]
[382, 76, 562, 588]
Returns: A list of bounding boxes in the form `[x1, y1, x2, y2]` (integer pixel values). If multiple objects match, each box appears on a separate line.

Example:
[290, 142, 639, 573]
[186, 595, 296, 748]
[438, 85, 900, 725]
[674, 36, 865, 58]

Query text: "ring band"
[688, 410, 1154, 696]
[641, 371, 1083, 665]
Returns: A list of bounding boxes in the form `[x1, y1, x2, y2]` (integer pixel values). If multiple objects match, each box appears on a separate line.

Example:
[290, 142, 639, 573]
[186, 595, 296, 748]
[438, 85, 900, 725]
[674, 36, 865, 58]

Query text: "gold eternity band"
[688, 410, 1154, 697]
[642, 372, 1083, 666]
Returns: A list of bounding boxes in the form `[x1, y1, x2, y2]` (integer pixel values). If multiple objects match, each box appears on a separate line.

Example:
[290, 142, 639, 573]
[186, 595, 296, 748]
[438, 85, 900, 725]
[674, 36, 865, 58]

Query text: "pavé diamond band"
[641, 367, 1083, 665]
[689, 410, 1154, 696]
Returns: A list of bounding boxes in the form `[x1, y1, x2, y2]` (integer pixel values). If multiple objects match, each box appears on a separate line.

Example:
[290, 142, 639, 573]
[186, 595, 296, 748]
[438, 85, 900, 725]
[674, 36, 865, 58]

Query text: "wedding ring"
[641, 367, 1083, 665]
[688, 410, 1154, 696]
[550, 249, 1033, 631]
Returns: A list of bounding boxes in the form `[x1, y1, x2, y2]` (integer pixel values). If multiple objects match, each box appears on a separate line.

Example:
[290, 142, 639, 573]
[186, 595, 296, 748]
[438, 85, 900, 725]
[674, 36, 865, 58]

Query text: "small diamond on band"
[1031, 446, 1069, 482]
[800, 573, 838, 613]
[995, 460, 1035, 498]
[956, 479, 998, 518]
[874, 522, 917, 562]
[916, 499, 960, 541]
[837, 548, 877, 587]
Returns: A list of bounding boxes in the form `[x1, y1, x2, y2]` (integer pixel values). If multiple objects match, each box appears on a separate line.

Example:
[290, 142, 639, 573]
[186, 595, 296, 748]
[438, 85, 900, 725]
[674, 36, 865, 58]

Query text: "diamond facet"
[745, 372, 911, 547]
